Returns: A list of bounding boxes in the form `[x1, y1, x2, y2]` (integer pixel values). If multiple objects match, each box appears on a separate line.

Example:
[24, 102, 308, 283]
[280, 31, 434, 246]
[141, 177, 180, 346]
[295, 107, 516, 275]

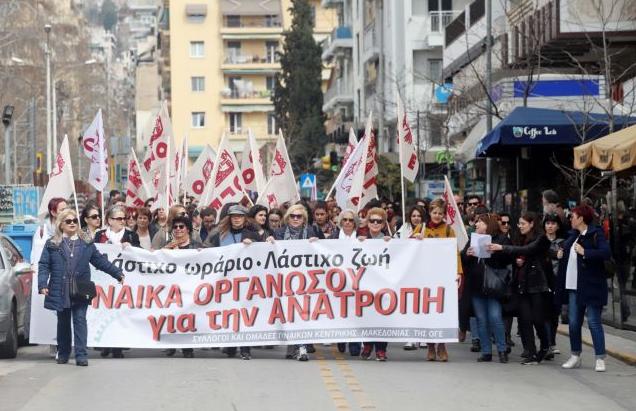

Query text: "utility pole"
[3, 105, 14, 185]
[45, 23, 52, 175]
[485, 0, 493, 208]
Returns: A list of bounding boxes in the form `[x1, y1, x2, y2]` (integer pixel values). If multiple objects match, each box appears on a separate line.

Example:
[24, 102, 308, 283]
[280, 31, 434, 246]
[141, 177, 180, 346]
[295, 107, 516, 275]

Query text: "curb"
[556, 329, 636, 366]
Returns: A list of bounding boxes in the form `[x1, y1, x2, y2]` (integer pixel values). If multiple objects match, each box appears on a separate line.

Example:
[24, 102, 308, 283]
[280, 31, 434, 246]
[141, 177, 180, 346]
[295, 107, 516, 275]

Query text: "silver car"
[0, 233, 33, 358]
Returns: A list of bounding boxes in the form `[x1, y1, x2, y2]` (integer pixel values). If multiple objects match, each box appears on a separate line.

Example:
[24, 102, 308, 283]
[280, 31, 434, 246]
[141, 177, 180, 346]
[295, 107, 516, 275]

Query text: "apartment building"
[167, 0, 336, 157]
[321, 0, 470, 194]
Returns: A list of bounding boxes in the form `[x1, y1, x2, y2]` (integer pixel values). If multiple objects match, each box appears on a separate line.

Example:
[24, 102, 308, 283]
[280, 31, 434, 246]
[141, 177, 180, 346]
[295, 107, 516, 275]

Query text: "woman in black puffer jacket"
[489, 212, 552, 365]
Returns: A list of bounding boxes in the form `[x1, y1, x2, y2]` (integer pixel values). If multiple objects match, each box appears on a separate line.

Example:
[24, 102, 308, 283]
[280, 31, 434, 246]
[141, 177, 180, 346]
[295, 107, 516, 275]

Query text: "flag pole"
[65, 134, 80, 219]
[100, 190, 105, 228]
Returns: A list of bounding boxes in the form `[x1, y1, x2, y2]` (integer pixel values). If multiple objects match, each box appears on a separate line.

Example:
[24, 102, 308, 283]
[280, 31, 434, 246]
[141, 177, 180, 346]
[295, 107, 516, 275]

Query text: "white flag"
[240, 130, 267, 194]
[185, 145, 216, 203]
[202, 134, 246, 212]
[397, 97, 418, 182]
[177, 135, 189, 197]
[256, 131, 299, 208]
[331, 137, 365, 210]
[349, 113, 378, 211]
[342, 127, 357, 166]
[38, 135, 76, 217]
[443, 176, 469, 250]
[125, 150, 151, 208]
[141, 102, 174, 173]
[81, 109, 108, 191]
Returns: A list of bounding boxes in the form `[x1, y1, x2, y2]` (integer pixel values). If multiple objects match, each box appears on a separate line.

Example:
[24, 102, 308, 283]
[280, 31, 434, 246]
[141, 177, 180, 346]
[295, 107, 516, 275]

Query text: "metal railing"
[223, 16, 282, 28]
[222, 89, 273, 99]
[322, 25, 353, 52]
[430, 10, 462, 33]
[224, 52, 280, 64]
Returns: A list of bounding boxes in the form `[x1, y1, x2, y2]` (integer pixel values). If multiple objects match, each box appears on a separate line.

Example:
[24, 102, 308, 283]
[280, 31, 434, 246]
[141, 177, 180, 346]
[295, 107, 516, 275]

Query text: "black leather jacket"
[502, 234, 552, 294]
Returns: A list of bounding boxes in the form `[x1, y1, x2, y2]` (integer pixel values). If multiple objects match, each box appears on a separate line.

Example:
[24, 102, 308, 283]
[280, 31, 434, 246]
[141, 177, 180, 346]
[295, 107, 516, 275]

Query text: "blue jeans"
[57, 304, 88, 361]
[470, 316, 479, 342]
[568, 291, 606, 358]
[472, 296, 506, 354]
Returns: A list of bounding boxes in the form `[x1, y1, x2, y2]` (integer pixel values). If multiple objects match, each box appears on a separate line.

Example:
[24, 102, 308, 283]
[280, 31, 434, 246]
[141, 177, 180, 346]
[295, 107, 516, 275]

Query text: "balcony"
[323, 78, 354, 112]
[426, 10, 463, 47]
[220, 15, 283, 39]
[220, 87, 273, 109]
[222, 52, 281, 74]
[362, 22, 379, 63]
[321, 26, 353, 61]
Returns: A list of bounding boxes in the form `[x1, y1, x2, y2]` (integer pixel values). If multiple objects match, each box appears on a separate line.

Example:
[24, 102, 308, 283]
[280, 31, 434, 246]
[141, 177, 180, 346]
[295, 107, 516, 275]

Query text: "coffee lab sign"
[512, 126, 557, 139]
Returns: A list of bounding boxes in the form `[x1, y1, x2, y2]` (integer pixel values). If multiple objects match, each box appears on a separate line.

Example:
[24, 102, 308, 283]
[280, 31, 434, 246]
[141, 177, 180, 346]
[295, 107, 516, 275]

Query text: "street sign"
[300, 173, 316, 189]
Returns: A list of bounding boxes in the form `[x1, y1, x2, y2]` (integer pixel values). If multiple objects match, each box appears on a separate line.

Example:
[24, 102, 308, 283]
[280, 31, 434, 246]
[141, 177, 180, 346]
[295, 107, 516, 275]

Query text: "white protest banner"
[81, 109, 109, 191]
[202, 133, 246, 212]
[397, 97, 418, 183]
[349, 113, 378, 211]
[342, 127, 357, 166]
[30, 239, 458, 347]
[256, 131, 299, 208]
[38, 135, 77, 217]
[240, 130, 266, 194]
[443, 176, 469, 250]
[125, 149, 151, 207]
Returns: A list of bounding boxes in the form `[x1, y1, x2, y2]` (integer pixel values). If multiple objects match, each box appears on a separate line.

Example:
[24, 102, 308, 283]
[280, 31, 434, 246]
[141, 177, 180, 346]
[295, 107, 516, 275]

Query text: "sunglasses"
[127, 215, 137, 220]
[173, 224, 187, 230]
[368, 218, 384, 224]
[64, 218, 78, 225]
[500, 221, 510, 226]
[289, 214, 304, 220]
[110, 216, 126, 221]
[468, 202, 479, 206]
[87, 214, 101, 220]
[341, 218, 355, 223]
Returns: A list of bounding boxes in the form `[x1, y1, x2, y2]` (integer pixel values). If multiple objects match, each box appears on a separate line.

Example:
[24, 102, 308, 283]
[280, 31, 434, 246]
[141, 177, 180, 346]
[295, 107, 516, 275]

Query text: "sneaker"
[470, 340, 481, 353]
[561, 355, 581, 369]
[360, 345, 373, 360]
[521, 355, 539, 365]
[182, 350, 194, 358]
[240, 352, 251, 360]
[458, 330, 467, 342]
[520, 349, 530, 359]
[165, 349, 176, 357]
[376, 350, 387, 361]
[285, 345, 295, 359]
[100, 348, 111, 358]
[536, 348, 549, 363]
[349, 343, 361, 357]
[56, 358, 69, 364]
[550, 346, 561, 355]
[296, 346, 309, 362]
[403, 342, 418, 351]
[306, 344, 316, 354]
[594, 358, 606, 372]
[337, 343, 346, 353]
[222, 347, 237, 358]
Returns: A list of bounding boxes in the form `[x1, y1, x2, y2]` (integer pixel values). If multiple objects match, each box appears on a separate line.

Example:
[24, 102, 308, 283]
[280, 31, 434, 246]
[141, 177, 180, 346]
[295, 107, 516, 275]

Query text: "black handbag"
[71, 277, 97, 303]
[482, 265, 512, 300]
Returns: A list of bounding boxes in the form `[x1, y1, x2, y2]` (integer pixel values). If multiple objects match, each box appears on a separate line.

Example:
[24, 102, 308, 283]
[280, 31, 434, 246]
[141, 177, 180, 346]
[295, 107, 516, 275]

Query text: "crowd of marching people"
[36, 188, 613, 372]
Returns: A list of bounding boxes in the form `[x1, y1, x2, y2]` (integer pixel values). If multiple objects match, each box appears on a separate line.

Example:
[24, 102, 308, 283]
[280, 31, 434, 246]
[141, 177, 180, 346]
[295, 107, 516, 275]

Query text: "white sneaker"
[403, 342, 419, 351]
[595, 359, 606, 372]
[562, 355, 581, 369]
[296, 345, 309, 361]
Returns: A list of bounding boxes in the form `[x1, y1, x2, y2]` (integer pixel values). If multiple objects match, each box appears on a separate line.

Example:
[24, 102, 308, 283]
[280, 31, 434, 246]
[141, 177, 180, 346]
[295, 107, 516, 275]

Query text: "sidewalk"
[557, 323, 636, 365]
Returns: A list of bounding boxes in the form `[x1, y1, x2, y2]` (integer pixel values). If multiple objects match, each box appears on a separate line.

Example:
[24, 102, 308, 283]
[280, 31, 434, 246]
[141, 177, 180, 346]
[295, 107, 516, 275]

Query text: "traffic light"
[321, 154, 331, 170]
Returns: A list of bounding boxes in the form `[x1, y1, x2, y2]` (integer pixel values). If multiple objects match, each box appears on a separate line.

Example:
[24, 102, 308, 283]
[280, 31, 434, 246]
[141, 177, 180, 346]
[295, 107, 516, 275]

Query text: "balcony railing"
[223, 16, 282, 28]
[429, 11, 462, 33]
[221, 89, 273, 99]
[324, 78, 353, 106]
[322, 26, 353, 52]
[224, 52, 280, 64]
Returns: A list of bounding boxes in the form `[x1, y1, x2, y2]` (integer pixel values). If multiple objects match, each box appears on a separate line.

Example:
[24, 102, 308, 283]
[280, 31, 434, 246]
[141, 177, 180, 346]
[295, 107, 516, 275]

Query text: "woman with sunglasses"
[163, 215, 202, 358]
[80, 201, 102, 239]
[152, 204, 187, 250]
[126, 208, 138, 231]
[94, 205, 140, 358]
[357, 207, 392, 361]
[415, 199, 463, 362]
[267, 204, 320, 362]
[38, 209, 124, 366]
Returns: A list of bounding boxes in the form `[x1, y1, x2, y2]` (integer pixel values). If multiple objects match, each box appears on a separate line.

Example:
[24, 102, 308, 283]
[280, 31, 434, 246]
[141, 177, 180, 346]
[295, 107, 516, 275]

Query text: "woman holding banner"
[415, 199, 463, 362]
[403, 205, 427, 351]
[163, 215, 202, 358]
[94, 205, 140, 359]
[333, 209, 362, 356]
[461, 213, 512, 363]
[38, 209, 124, 366]
[267, 204, 321, 362]
[358, 207, 392, 361]
[208, 204, 255, 360]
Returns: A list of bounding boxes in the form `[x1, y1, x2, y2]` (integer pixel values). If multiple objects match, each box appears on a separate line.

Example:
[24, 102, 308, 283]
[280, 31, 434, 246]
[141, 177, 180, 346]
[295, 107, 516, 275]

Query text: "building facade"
[167, 0, 336, 158]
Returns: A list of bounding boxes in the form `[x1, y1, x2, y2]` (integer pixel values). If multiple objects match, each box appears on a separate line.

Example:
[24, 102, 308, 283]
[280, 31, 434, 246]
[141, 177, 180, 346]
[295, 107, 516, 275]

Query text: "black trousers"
[518, 292, 549, 356]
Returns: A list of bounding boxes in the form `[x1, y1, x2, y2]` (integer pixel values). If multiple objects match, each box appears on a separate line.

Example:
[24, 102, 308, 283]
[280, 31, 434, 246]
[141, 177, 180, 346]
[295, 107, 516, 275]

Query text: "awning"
[456, 116, 500, 162]
[574, 123, 636, 171]
[220, 0, 281, 15]
[476, 107, 636, 157]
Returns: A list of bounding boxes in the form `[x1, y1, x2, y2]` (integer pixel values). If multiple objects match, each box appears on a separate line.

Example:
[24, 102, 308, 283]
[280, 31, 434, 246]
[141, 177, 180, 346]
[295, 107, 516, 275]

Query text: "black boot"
[477, 354, 492, 362]
[498, 351, 509, 363]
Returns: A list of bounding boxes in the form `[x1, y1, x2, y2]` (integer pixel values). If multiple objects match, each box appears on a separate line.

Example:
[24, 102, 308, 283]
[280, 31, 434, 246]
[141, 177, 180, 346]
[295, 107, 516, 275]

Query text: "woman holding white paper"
[461, 213, 512, 363]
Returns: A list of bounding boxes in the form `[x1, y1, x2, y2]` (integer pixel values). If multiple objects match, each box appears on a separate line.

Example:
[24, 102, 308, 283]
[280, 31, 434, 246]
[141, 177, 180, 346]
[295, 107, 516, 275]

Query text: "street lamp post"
[45, 23, 52, 175]
[3, 105, 15, 185]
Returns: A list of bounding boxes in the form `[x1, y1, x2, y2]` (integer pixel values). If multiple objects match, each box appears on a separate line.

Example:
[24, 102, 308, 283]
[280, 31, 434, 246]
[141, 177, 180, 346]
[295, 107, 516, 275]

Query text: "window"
[192, 112, 205, 128]
[226, 41, 241, 63]
[266, 76, 275, 92]
[413, 50, 427, 85]
[190, 41, 204, 58]
[265, 14, 280, 27]
[228, 76, 242, 98]
[428, 59, 442, 83]
[266, 41, 278, 63]
[228, 112, 242, 133]
[226, 15, 241, 27]
[267, 113, 276, 135]
[191, 76, 205, 92]
[0, 239, 21, 267]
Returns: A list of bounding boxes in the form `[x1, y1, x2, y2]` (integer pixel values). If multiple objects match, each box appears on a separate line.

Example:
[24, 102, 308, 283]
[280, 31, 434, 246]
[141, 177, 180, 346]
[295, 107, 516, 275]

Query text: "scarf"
[284, 225, 307, 240]
[106, 227, 126, 245]
[426, 221, 443, 230]
[338, 228, 355, 240]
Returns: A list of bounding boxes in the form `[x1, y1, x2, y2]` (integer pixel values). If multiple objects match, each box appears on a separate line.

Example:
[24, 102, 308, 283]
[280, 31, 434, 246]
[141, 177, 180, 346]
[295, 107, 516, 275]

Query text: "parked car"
[0, 234, 33, 358]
